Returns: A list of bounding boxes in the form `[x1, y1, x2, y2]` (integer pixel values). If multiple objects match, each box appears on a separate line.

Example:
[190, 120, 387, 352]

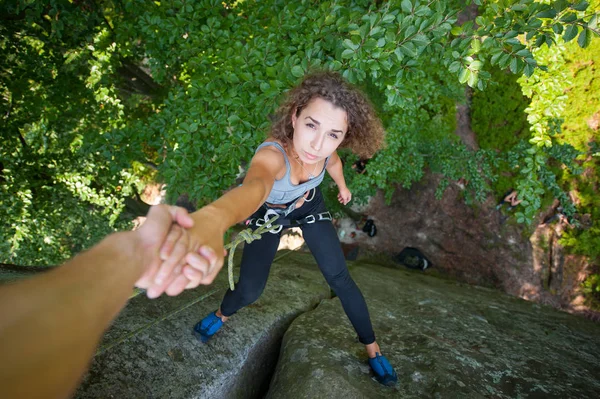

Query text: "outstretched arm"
[148, 146, 284, 297]
[326, 151, 352, 205]
[0, 205, 193, 399]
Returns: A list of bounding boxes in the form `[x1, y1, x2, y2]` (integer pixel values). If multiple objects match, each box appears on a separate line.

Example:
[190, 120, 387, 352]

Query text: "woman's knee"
[324, 268, 354, 291]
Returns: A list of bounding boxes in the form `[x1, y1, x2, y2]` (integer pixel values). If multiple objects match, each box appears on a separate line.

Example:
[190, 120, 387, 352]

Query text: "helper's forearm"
[0, 232, 142, 399]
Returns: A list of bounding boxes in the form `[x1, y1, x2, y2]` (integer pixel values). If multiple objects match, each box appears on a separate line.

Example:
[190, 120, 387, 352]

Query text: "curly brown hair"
[270, 71, 384, 159]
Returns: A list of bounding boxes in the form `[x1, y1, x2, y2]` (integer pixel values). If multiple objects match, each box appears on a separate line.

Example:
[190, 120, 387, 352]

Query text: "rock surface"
[0, 264, 54, 284]
[360, 173, 595, 318]
[71, 249, 600, 398]
[268, 260, 600, 398]
[75, 250, 331, 399]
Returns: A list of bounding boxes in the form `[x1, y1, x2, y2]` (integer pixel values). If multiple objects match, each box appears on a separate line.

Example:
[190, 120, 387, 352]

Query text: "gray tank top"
[255, 142, 330, 205]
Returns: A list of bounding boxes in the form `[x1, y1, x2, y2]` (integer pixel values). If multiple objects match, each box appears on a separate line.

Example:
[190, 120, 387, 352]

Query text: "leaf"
[291, 65, 304, 78]
[448, 61, 461, 73]
[341, 49, 354, 59]
[343, 38, 359, 51]
[405, 25, 417, 38]
[467, 70, 478, 87]
[535, 34, 545, 47]
[370, 26, 383, 37]
[399, 41, 417, 57]
[530, 16, 544, 29]
[563, 24, 579, 42]
[386, 30, 397, 43]
[577, 27, 591, 48]
[535, 9, 557, 19]
[411, 33, 430, 47]
[589, 14, 598, 30]
[552, 23, 564, 34]
[560, 13, 577, 23]
[509, 57, 518, 73]
[470, 60, 483, 70]
[490, 51, 503, 66]
[359, 24, 370, 39]
[382, 14, 396, 24]
[259, 82, 270, 92]
[499, 53, 511, 69]
[401, 0, 412, 14]
[458, 68, 470, 84]
[415, 6, 431, 17]
[525, 57, 537, 66]
[394, 47, 404, 61]
[572, 1, 589, 11]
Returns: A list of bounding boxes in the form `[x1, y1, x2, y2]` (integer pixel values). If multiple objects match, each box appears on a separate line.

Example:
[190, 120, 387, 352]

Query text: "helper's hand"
[337, 186, 352, 205]
[147, 205, 226, 298]
[133, 205, 194, 292]
[144, 223, 194, 298]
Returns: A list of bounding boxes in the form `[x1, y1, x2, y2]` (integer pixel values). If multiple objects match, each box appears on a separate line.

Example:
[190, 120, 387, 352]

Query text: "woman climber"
[155, 72, 397, 386]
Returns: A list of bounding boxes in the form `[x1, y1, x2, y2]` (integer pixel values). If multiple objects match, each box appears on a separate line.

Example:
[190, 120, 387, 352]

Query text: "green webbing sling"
[224, 214, 281, 291]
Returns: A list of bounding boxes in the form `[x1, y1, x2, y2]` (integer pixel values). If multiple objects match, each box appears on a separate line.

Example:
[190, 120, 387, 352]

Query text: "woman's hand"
[337, 186, 352, 205]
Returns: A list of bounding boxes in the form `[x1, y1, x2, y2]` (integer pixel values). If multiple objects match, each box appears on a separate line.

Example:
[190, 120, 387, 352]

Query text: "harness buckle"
[304, 215, 316, 224]
[264, 209, 283, 234]
[318, 211, 332, 221]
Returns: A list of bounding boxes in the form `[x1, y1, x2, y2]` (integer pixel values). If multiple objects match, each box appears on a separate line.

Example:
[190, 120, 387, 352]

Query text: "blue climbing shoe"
[193, 311, 224, 343]
[368, 352, 398, 386]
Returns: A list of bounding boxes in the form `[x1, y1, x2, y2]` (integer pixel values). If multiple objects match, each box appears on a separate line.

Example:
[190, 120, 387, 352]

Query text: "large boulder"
[267, 261, 600, 398]
[75, 250, 331, 399]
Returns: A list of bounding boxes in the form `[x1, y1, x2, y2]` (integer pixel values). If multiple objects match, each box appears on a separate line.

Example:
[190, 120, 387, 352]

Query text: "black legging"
[220, 188, 376, 345]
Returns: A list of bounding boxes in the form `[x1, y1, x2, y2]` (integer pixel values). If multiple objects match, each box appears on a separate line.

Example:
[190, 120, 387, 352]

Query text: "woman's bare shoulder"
[252, 138, 287, 179]
[256, 137, 286, 156]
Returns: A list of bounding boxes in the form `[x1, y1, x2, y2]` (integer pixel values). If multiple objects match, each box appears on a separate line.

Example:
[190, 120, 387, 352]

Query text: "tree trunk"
[116, 60, 165, 99]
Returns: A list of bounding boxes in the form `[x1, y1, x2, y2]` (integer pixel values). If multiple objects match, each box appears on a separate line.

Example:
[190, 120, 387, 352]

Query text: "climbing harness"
[246, 211, 332, 230]
[225, 200, 332, 291]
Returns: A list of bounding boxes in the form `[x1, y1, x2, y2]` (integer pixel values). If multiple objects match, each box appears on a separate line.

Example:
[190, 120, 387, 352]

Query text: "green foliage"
[1, 0, 599, 265]
[554, 3, 600, 268]
[472, 68, 530, 151]
[560, 44, 600, 151]
[508, 38, 583, 223]
[581, 273, 600, 310]
[471, 67, 531, 196]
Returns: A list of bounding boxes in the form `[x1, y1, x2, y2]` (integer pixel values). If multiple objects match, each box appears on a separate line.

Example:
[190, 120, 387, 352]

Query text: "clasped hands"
[134, 204, 226, 299]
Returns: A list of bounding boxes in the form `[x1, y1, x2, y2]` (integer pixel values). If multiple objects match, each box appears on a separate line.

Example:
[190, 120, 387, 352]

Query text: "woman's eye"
[329, 133, 339, 139]
[306, 123, 315, 129]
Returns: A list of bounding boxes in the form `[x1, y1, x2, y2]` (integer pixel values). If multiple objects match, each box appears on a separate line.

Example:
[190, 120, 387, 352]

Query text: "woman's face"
[291, 97, 348, 164]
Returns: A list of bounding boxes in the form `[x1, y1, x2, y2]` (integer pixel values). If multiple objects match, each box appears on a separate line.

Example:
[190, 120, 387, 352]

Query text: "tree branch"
[18, 131, 28, 151]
